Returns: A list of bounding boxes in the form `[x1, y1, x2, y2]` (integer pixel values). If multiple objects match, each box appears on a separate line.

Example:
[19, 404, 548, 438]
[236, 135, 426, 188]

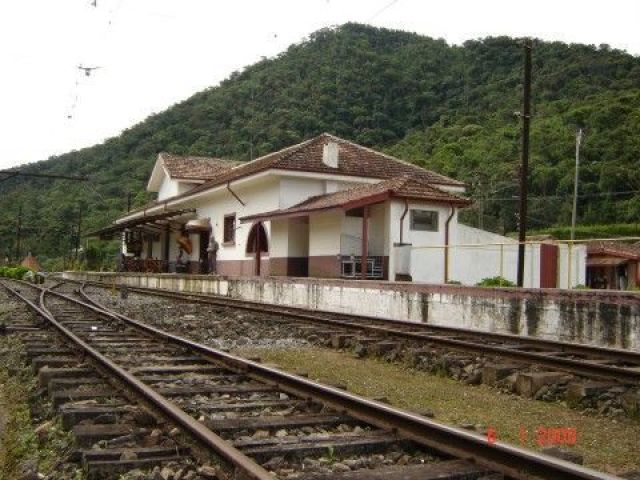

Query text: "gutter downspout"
[444, 205, 456, 283]
[227, 181, 246, 206]
[399, 199, 409, 245]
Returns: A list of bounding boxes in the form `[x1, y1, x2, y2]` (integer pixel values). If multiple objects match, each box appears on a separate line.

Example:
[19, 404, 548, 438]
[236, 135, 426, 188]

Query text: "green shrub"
[476, 276, 515, 287]
[0, 266, 30, 280]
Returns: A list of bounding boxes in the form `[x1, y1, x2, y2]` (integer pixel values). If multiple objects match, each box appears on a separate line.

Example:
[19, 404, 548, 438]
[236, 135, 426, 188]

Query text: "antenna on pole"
[570, 128, 584, 241]
[516, 39, 533, 288]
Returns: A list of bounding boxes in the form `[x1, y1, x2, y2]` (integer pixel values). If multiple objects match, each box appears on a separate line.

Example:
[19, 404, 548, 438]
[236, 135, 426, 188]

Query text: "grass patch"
[0, 337, 79, 480]
[0, 340, 38, 479]
[236, 346, 640, 475]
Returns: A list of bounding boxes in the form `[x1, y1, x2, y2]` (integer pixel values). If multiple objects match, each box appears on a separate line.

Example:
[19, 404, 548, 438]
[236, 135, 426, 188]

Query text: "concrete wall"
[394, 221, 586, 288]
[158, 178, 199, 201]
[196, 176, 281, 275]
[270, 217, 309, 277]
[452, 225, 541, 287]
[279, 177, 324, 209]
[309, 212, 343, 256]
[368, 203, 387, 256]
[387, 199, 452, 283]
[557, 243, 587, 289]
[64, 271, 640, 351]
[158, 177, 179, 201]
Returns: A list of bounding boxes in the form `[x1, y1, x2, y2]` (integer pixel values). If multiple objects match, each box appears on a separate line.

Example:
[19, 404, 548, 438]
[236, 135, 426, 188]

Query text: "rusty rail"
[0, 280, 273, 480]
[73, 283, 621, 480]
[2, 278, 623, 479]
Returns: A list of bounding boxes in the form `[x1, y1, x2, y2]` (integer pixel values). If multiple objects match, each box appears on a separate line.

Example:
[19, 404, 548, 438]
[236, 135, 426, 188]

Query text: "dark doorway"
[247, 222, 268, 276]
[199, 230, 211, 273]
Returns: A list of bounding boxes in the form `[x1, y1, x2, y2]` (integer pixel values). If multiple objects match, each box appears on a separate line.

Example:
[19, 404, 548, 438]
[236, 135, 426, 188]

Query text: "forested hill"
[2, 23, 640, 267]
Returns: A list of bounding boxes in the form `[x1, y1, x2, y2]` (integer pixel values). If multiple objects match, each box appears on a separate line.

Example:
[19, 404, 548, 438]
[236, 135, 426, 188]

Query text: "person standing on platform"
[207, 234, 219, 274]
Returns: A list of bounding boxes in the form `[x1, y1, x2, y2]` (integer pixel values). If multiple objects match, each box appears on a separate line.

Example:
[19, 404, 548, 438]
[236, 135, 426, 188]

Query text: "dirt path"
[0, 396, 6, 444]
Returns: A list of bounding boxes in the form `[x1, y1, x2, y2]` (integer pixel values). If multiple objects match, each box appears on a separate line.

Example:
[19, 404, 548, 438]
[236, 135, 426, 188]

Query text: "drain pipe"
[444, 205, 456, 283]
[226, 181, 246, 206]
[399, 199, 409, 244]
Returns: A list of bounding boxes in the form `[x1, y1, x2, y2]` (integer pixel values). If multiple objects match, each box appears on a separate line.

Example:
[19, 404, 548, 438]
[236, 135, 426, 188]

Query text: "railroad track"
[76, 280, 640, 385]
[0, 278, 621, 480]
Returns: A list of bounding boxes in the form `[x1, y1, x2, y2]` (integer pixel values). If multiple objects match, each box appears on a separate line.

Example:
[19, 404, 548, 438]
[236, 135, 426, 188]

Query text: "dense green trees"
[1, 23, 639, 265]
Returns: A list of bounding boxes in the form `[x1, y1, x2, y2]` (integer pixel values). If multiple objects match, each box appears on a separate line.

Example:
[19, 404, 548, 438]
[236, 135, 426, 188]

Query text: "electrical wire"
[476, 190, 640, 202]
[368, 0, 401, 22]
[66, 0, 125, 120]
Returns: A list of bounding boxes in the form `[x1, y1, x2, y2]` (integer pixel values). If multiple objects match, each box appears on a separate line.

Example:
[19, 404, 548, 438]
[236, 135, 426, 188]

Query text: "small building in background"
[21, 253, 42, 272]
[586, 241, 640, 290]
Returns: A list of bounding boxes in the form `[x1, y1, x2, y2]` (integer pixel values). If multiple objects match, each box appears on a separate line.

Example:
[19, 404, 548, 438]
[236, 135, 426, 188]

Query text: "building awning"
[586, 257, 629, 267]
[86, 209, 196, 240]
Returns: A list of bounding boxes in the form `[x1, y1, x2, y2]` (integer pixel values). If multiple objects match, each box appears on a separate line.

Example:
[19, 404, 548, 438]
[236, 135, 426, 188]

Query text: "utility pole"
[570, 128, 584, 241]
[15, 205, 22, 262]
[127, 192, 133, 212]
[75, 207, 83, 260]
[517, 39, 533, 288]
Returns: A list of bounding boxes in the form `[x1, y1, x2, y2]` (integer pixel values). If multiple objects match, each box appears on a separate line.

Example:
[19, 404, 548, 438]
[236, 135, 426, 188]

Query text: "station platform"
[62, 271, 640, 351]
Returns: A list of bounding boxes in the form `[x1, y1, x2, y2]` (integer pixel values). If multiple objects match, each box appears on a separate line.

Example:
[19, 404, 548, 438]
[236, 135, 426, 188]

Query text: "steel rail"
[75, 280, 640, 383]
[70, 283, 622, 480]
[0, 281, 273, 480]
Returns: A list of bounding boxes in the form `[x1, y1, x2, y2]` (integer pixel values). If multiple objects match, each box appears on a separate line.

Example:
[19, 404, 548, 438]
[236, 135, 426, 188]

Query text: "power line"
[67, 0, 126, 120]
[0, 171, 89, 182]
[476, 190, 640, 202]
[368, 0, 400, 21]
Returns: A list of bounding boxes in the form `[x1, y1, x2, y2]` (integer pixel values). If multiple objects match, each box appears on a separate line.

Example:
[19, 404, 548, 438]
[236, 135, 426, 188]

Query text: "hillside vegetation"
[1, 23, 639, 267]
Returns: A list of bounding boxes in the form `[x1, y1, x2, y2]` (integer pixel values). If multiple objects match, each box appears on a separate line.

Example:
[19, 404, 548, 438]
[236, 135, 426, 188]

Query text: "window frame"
[410, 209, 439, 232]
[223, 213, 236, 245]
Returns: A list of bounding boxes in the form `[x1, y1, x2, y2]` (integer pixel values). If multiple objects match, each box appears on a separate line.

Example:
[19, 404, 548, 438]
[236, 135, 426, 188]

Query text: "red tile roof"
[587, 241, 640, 260]
[171, 133, 465, 202]
[241, 175, 470, 222]
[159, 152, 240, 181]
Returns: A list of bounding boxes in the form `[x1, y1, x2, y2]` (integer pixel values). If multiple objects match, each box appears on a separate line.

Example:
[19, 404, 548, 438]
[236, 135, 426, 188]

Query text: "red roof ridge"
[234, 135, 322, 170]
[158, 151, 239, 163]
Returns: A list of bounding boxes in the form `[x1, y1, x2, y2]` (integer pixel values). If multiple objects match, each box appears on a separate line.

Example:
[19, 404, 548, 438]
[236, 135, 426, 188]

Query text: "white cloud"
[0, 0, 638, 169]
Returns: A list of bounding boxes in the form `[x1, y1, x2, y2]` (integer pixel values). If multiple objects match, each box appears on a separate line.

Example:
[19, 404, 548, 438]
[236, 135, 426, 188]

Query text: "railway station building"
[91, 133, 585, 288]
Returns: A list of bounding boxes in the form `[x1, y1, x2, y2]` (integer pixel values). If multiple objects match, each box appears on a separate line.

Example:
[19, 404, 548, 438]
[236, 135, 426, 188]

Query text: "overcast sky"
[1, 0, 639, 170]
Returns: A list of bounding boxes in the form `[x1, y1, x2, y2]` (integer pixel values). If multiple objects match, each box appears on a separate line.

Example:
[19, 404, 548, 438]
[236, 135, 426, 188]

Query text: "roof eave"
[147, 153, 169, 192]
[392, 193, 473, 207]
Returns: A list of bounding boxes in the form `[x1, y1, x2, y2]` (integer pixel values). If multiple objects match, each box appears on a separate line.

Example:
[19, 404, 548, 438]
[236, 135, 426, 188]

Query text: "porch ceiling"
[86, 209, 196, 240]
[586, 257, 629, 267]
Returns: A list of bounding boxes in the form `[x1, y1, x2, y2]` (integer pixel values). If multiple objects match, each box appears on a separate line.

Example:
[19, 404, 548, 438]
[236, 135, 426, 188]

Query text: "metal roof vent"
[322, 141, 339, 168]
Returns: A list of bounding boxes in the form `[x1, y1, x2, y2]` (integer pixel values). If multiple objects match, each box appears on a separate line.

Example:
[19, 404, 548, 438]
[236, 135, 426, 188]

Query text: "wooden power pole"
[517, 39, 533, 288]
[570, 128, 584, 241]
[75, 207, 83, 260]
[15, 205, 22, 262]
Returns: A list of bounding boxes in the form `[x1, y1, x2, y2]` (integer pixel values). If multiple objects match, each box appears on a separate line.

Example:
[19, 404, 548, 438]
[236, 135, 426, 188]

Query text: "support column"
[255, 222, 261, 276]
[361, 206, 369, 280]
[163, 224, 170, 272]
